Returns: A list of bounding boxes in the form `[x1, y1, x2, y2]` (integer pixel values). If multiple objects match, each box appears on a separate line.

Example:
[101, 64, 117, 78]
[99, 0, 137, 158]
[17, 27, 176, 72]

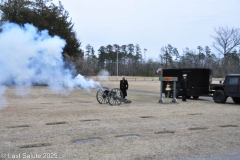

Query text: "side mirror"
[219, 80, 222, 84]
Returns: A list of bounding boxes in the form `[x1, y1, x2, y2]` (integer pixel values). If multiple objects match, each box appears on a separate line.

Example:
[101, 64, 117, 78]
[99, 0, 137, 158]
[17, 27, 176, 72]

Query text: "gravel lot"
[0, 78, 240, 160]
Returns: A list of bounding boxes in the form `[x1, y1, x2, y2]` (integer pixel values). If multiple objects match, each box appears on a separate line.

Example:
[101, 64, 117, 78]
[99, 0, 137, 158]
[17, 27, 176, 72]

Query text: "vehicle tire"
[193, 96, 199, 100]
[213, 90, 226, 103]
[232, 97, 240, 104]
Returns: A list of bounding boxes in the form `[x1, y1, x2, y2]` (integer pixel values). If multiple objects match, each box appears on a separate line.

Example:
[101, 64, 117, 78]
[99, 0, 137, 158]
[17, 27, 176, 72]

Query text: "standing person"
[180, 74, 189, 102]
[120, 76, 128, 99]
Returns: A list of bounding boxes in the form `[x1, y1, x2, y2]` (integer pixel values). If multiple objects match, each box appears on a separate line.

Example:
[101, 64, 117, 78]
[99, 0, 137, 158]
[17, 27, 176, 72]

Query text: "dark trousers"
[121, 89, 127, 98]
[182, 89, 187, 101]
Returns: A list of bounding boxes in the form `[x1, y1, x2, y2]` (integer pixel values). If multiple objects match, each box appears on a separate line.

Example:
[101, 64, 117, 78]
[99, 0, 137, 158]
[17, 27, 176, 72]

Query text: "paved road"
[128, 89, 234, 103]
[198, 96, 234, 103]
[183, 153, 240, 160]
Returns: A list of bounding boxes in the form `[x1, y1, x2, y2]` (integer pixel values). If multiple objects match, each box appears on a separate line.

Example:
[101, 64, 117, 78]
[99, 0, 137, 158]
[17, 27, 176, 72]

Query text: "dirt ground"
[0, 77, 240, 160]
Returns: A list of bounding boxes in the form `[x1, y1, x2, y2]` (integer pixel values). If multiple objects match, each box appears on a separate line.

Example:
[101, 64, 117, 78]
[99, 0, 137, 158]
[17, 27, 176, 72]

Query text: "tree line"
[78, 42, 240, 77]
[0, 0, 240, 77]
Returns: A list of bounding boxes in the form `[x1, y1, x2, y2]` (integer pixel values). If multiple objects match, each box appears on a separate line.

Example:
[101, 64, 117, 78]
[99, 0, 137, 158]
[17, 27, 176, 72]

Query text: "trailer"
[162, 68, 212, 99]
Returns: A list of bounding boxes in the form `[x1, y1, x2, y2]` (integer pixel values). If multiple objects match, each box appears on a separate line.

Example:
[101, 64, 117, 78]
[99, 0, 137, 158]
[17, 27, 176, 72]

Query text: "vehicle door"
[224, 76, 239, 97]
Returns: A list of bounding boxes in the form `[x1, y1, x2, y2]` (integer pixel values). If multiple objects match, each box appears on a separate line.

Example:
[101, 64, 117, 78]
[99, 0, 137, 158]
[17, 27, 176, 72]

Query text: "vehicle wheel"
[193, 96, 199, 100]
[108, 88, 123, 106]
[96, 87, 109, 104]
[232, 97, 240, 104]
[170, 91, 173, 98]
[213, 90, 226, 103]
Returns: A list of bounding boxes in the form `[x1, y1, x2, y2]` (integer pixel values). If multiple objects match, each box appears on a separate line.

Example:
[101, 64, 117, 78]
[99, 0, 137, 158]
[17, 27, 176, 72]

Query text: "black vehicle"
[162, 68, 212, 99]
[211, 74, 240, 104]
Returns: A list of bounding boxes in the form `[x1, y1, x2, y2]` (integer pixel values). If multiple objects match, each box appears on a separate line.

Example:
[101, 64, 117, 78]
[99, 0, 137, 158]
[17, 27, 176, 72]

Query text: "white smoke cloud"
[0, 22, 100, 109]
[97, 69, 110, 81]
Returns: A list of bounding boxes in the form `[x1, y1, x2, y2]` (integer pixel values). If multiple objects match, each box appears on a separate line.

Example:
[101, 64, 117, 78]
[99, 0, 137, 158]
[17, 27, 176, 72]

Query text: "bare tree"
[212, 26, 240, 57]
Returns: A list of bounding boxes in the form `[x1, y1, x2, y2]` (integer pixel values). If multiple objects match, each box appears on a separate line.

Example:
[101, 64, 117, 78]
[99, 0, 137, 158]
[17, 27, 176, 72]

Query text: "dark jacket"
[120, 80, 128, 90]
[120, 79, 128, 98]
[180, 78, 189, 90]
[180, 78, 189, 96]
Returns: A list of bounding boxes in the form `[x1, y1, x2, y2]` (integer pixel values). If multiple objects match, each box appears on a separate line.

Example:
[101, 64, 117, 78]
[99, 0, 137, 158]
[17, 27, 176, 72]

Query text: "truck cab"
[212, 74, 240, 104]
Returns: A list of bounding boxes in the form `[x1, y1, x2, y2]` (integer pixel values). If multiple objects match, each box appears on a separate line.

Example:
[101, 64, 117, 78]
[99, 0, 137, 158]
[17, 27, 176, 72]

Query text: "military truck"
[210, 74, 240, 104]
[162, 68, 211, 99]
[162, 69, 240, 104]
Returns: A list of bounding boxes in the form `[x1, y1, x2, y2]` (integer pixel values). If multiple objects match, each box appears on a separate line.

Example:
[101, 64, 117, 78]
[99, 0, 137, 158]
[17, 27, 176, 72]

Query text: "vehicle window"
[228, 77, 239, 85]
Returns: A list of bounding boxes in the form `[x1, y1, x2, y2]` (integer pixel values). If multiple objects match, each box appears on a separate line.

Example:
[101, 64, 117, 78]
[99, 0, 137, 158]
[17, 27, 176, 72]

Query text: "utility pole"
[113, 45, 119, 76]
[144, 48, 147, 61]
[117, 49, 118, 76]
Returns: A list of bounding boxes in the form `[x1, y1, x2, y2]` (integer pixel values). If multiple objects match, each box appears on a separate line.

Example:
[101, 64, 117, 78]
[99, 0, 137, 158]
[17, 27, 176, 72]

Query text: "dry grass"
[0, 77, 239, 160]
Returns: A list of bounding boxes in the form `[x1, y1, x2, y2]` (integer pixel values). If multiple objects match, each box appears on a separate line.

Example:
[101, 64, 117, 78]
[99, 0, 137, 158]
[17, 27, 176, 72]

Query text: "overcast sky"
[52, 0, 240, 59]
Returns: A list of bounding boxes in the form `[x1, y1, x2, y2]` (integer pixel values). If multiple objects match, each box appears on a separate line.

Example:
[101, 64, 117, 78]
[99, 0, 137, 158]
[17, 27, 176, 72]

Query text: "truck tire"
[213, 90, 226, 103]
[232, 97, 240, 104]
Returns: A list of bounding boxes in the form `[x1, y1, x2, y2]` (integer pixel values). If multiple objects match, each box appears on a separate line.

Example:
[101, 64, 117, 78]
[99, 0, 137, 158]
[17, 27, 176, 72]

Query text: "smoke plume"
[0, 22, 100, 110]
[97, 69, 110, 81]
